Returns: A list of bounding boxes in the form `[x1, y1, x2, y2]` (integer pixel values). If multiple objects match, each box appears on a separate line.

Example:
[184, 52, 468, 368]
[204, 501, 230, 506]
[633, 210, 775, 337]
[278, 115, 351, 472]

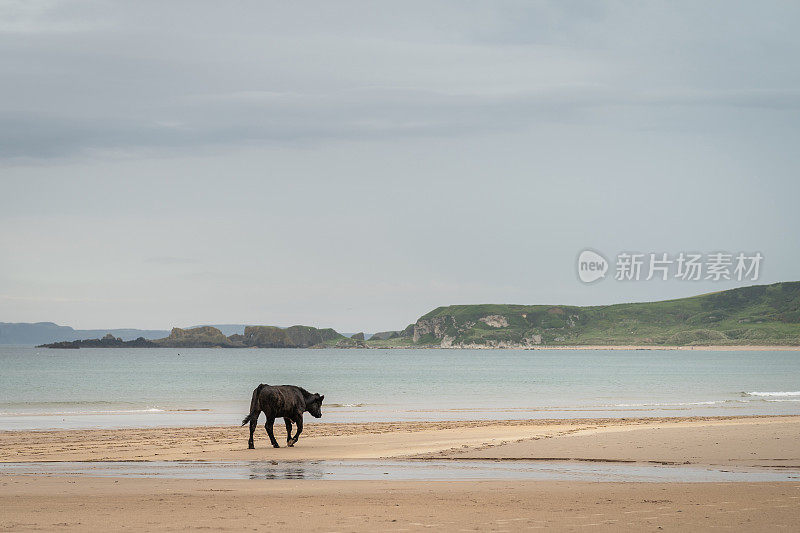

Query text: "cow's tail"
[241, 383, 266, 426]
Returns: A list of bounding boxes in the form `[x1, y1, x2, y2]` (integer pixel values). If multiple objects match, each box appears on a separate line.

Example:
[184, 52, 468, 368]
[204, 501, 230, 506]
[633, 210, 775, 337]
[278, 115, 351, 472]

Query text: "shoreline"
[30, 344, 800, 350]
[443, 344, 800, 351]
[343, 344, 800, 350]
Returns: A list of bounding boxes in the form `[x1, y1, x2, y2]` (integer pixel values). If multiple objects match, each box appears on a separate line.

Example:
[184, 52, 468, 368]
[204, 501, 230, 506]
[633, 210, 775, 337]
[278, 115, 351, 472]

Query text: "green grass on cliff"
[400, 281, 800, 346]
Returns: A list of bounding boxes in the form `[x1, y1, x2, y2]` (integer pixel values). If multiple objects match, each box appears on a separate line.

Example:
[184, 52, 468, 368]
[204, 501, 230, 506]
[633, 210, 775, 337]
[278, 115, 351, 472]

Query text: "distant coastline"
[31, 281, 800, 349]
[36, 341, 800, 350]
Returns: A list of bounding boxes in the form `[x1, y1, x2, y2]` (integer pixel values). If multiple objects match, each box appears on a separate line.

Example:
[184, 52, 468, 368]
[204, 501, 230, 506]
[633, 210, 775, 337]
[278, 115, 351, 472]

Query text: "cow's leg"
[289, 416, 303, 446]
[284, 418, 293, 446]
[248, 415, 258, 449]
[265, 416, 279, 448]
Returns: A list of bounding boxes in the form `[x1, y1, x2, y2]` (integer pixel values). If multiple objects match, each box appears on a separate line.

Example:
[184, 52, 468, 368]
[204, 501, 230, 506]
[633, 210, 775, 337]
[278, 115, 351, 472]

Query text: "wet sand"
[2, 416, 800, 531]
[1, 477, 799, 531]
[431, 415, 800, 468]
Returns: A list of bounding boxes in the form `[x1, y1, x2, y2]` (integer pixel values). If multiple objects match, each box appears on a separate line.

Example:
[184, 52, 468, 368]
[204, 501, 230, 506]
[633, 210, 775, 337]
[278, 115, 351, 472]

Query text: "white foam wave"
[743, 391, 800, 397]
[0, 407, 165, 417]
[611, 401, 723, 407]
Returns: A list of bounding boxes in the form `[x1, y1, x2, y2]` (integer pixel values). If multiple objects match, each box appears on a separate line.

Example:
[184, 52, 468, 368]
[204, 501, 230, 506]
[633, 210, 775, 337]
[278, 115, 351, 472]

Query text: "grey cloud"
[2, 2, 799, 158]
[2, 1, 800, 331]
[5, 85, 800, 158]
[144, 256, 200, 265]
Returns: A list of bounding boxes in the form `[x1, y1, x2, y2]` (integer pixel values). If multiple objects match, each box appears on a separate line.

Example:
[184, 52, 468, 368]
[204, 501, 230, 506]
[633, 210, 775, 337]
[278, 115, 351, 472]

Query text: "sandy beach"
[2, 415, 800, 531]
[3, 477, 799, 532]
[1, 415, 799, 465]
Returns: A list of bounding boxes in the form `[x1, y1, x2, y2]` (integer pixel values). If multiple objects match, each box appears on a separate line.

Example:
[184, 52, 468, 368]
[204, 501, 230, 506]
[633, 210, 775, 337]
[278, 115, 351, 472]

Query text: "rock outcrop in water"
[157, 326, 233, 348]
[239, 325, 342, 348]
[41, 333, 158, 349]
[40, 325, 346, 349]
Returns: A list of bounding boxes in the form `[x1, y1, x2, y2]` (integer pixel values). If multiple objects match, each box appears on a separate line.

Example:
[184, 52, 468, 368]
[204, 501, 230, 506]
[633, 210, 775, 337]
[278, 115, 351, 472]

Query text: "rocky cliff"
[240, 325, 342, 348]
[157, 326, 233, 347]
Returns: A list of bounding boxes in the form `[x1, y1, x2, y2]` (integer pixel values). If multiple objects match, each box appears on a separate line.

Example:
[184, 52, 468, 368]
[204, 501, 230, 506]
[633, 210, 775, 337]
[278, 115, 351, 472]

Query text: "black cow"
[241, 384, 324, 449]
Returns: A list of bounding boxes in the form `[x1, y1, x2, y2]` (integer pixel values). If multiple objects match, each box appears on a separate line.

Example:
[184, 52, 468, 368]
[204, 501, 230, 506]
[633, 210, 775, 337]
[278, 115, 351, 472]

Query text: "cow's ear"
[319, 395, 324, 401]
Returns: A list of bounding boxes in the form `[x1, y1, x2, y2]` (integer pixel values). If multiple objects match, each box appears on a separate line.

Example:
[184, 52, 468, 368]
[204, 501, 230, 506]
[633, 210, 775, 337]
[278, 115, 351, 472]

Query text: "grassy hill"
[376, 281, 800, 347]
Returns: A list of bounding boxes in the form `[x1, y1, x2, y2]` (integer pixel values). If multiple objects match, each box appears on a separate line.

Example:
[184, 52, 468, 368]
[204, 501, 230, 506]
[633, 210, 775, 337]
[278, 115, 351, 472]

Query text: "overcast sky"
[1, 1, 799, 332]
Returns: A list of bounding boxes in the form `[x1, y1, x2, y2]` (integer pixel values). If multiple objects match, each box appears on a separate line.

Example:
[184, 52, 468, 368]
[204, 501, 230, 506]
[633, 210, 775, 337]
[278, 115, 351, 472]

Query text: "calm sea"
[1, 347, 798, 430]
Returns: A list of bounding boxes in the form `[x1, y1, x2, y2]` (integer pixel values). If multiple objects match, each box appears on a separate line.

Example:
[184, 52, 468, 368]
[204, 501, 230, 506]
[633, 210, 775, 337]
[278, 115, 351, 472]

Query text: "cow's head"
[306, 393, 324, 418]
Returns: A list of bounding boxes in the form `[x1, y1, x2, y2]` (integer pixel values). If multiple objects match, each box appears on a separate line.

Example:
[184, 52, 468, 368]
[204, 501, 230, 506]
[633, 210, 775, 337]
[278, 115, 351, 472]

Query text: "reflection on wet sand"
[3, 459, 800, 483]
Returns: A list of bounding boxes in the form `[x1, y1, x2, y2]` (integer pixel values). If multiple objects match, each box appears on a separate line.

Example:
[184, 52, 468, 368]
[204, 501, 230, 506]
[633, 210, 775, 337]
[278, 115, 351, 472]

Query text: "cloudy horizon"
[2, 1, 799, 331]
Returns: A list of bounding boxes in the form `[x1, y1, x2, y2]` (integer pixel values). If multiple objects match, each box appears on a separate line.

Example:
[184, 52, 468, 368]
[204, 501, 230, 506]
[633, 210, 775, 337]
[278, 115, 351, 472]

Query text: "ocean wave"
[610, 401, 724, 408]
[0, 400, 218, 416]
[327, 403, 367, 408]
[0, 400, 144, 408]
[741, 391, 800, 398]
[0, 407, 166, 416]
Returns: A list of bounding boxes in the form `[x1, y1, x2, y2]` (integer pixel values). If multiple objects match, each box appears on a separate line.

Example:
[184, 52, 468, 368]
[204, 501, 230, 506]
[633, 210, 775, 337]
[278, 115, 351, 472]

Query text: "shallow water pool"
[3, 459, 799, 482]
